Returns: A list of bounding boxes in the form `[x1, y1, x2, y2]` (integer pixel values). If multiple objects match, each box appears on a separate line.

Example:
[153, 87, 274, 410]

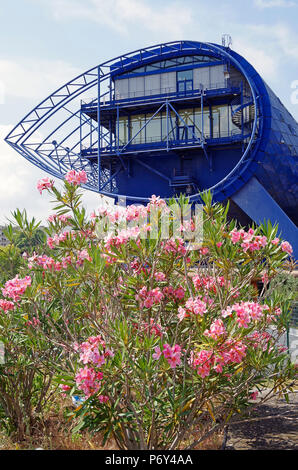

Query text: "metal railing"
[81, 80, 243, 108]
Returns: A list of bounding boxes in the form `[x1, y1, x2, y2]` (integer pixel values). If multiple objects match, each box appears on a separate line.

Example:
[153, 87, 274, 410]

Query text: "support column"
[97, 66, 101, 190]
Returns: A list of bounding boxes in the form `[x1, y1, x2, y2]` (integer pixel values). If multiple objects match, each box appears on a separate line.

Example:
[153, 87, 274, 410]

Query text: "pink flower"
[137, 286, 164, 308]
[250, 391, 258, 401]
[154, 272, 166, 282]
[98, 395, 109, 403]
[271, 237, 279, 245]
[37, 177, 54, 194]
[199, 247, 209, 255]
[281, 241, 293, 255]
[174, 287, 185, 300]
[230, 229, 242, 244]
[2, 275, 31, 301]
[177, 306, 187, 321]
[221, 301, 268, 327]
[162, 237, 187, 256]
[153, 343, 182, 368]
[185, 297, 207, 316]
[76, 335, 107, 366]
[152, 346, 162, 360]
[204, 319, 226, 339]
[65, 170, 88, 186]
[216, 242, 223, 248]
[189, 349, 213, 378]
[76, 249, 92, 266]
[0, 299, 15, 312]
[59, 384, 71, 392]
[75, 366, 103, 398]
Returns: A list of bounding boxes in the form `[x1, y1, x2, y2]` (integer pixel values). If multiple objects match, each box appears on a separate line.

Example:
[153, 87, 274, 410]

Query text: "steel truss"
[5, 41, 263, 203]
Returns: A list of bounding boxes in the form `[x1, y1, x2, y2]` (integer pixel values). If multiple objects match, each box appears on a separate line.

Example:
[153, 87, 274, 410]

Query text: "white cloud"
[0, 59, 80, 101]
[0, 125, 108, 225]
[254, 0, 296, 8]
[43, 0, 192, 36]
[233, 39, 278, 80]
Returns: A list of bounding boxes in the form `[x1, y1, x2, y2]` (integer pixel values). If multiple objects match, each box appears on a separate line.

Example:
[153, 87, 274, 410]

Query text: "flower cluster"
[48, 213, 71, 224]
[136, 286, 164, 308]
[178, 297, 207, 319]
[2, 275, 31, 301]
[37, 177, 54, 194]
[0, 299, 15, 312]
[104, 227, 141, 251]
[190, 339, 247, 378]
[204, 319, 226, 339]
[281, 241, 293, 255]
[47, 230, 72, 249]
[162, 237, 187, 257]
[230, 228, 293, 256]
[74, 335, 112, 366]
[72, 336, 113, 399]
[65, 170, 88, 186]
[133, 318, 164, 337]
[221, 301, 270, 328]
[193, 275, 227, 293]
[75, 366, 103, 398]
[153, 343, 182, 368]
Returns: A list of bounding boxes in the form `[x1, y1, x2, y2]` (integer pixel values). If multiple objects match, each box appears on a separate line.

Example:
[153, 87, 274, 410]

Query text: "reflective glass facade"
[117, 104, 241, 145]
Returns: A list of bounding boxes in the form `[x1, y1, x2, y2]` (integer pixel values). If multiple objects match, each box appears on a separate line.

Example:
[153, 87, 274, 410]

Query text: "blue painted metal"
[5, 40, 298, 253]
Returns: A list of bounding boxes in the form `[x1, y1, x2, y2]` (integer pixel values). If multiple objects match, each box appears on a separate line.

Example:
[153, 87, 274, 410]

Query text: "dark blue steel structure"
[5, 41, 298, 256]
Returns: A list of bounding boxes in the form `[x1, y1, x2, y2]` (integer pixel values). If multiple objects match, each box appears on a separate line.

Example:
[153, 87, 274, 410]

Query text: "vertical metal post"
[166, 100, 169, 151]
[109, 119, 112, 150]
[79, 103, 82, 156]
[241, 81, 244, 153]
[97, 66, 101, 190]
[241, 81, 244, 137]
[201, 89, 204, 143]
[209, 104, 212, 139]
[117, 105, 120, 154]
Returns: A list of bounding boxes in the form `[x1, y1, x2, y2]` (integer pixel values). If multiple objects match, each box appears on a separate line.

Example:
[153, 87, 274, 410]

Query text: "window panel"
[194, 107, 210, 138]
[145, 113, 161, 143]
[117, 116, 129, 145]
[177, 69, 193, 81]
[131, 115, 146, 144]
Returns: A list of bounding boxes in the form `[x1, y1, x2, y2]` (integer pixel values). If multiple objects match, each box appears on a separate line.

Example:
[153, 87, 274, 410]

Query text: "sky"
[0, 0, 298, 225]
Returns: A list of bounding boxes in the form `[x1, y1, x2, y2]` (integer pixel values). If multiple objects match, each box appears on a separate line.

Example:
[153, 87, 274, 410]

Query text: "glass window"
[177, 69, 193, 81]
[178, 108, 194, 127]
[145, 113, 161, 143]
[194, 107, 210, 138]
[161, 111, 176, 141]
[212, 108, 220, 138]
[117, 116, 129, 145]
[131, 115, 146, 144]
[211, 105, 228, 138]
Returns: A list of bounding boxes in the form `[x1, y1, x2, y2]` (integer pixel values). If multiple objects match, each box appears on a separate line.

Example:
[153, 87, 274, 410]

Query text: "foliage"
[0, 244, 22, 285]
[4, 208, 46, 255]
[0, 173, 296, 448]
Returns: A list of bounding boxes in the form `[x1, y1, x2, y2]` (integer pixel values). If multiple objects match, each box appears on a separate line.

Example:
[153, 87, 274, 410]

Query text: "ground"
[226, 389, 298, 450]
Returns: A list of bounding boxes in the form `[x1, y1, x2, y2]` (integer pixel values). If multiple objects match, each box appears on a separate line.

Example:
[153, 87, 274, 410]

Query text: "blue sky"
[0, 0, 298, 223]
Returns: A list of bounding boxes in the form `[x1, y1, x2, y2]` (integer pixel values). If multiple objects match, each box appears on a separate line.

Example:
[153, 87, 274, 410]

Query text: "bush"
[0, 172, 296, 448]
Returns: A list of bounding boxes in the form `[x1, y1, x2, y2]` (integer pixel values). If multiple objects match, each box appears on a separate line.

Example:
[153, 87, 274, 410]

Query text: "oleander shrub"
[0, 172, 296, 448]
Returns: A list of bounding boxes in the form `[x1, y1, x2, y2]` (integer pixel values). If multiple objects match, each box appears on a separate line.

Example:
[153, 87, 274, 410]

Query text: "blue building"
[5, 40, 298, 256]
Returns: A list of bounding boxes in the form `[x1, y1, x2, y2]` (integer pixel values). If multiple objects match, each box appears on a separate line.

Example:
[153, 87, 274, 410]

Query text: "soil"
[226, 389, 298, 450]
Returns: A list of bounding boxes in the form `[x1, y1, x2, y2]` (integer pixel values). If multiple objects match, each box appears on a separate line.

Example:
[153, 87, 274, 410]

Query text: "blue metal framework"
[5, 40, 298, 256]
